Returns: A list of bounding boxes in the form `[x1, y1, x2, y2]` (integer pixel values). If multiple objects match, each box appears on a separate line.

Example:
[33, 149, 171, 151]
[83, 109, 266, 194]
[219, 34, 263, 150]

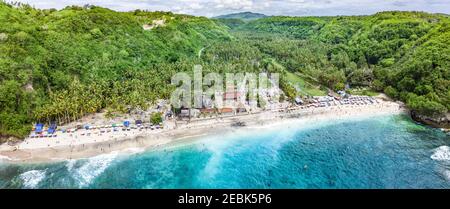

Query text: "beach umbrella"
[35, 123, 44, 134]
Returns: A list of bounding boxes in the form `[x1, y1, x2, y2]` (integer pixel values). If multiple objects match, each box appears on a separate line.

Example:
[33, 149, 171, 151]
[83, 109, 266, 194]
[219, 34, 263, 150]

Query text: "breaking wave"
[65, 159, 77, 172]
[431, 146, 450, 161]
[122, 147, 146, 154]
[19, 169, 47, 189]
[71, 152, 118, 188]
[442, 170, 450, 181]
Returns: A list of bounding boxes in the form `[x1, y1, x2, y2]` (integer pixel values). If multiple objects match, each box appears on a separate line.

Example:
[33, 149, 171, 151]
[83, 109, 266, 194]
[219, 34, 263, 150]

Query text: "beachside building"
[200, 108, 215, 114]
[179, 108, 190, 118]
[191, 109, 200, 118]
[224, 91, 240, 105]
[236, 103, 247, 113]
[219, 108, 234, 116]
[179, 108, 200, 119]
[202, 96, 214, 109]
[248, 100, 258, 109]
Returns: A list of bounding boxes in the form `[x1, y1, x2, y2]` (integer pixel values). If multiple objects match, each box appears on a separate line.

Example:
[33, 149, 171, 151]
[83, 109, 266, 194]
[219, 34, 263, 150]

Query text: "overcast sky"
[12, 0, 450, 17]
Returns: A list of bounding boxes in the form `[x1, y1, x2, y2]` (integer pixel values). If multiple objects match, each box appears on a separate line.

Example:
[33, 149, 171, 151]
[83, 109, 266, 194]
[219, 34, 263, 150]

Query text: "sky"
[11, 0, 450, 17]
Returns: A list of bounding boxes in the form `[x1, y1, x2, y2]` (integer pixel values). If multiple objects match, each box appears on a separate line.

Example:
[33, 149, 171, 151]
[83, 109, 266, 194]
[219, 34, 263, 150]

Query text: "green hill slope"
[0, 3, 231, 139]
[0, 2, 449, 140]
[238, 11, 449, 118]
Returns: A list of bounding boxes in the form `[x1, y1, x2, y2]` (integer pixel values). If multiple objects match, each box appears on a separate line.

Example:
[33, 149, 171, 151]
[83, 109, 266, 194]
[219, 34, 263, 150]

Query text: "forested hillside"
[0, 2, 231, 139]
[0, 2, 448, 140]
[237, 11, 449, 119]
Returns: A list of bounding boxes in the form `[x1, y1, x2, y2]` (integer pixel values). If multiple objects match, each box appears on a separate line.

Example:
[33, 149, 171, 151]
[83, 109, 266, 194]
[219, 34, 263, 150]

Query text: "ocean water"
[1, 114, 449, 189]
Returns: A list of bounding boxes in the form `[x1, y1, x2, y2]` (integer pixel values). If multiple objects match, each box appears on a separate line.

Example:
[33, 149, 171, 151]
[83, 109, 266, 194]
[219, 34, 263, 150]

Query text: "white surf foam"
[71, 151, 118, 188]
[19, 169, 47, 189]
[122, 147, 145, 154]
[431, 146, 450, 161]
[442, 170, 450, 181]
[65, 159, 77, 172]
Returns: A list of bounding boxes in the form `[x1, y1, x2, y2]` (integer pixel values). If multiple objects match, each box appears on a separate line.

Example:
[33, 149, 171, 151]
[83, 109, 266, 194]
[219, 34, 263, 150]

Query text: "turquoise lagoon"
[0, 114, 449, 189]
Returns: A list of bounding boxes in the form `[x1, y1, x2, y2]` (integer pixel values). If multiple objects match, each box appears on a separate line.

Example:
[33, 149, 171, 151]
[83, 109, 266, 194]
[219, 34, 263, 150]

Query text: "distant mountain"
[214, 12, 267, 21]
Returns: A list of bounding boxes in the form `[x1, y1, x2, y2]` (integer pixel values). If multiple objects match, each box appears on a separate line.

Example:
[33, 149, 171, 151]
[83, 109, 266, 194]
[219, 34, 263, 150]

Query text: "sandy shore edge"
[0, 100, 406, 164]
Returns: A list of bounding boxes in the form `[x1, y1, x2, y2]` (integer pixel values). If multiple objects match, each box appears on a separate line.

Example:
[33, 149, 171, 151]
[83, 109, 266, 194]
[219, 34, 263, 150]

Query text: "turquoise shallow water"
[1, 114, 449, 189]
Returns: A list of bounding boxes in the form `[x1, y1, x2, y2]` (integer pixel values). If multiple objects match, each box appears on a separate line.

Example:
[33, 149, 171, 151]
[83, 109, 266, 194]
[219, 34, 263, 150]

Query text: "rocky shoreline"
[411, 111, 450, 132]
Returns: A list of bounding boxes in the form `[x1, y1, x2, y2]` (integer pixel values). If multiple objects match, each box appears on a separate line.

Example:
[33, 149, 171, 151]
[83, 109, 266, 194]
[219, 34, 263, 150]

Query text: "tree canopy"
[0, 2, 448, 140]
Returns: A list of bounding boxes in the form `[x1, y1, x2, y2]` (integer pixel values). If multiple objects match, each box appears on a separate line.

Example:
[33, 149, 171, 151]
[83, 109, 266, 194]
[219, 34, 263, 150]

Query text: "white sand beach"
[0, 99, 406, 163]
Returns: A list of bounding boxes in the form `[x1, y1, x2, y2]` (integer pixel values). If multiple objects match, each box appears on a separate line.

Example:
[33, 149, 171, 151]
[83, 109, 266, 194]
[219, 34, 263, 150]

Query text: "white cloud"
[11, 0, 450, 17]
[213, 0, 253, 10]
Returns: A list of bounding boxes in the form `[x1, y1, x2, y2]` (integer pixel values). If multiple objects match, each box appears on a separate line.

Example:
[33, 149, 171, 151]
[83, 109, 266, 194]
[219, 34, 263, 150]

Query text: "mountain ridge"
[214, 11, 267, 21]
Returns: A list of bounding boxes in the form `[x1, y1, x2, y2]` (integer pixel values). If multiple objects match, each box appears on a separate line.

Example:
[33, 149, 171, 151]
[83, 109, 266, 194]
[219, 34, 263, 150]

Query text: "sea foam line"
[71, 151, 119, 188]
[19, 169, 47, 189]
[431, 146, 450, 161]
